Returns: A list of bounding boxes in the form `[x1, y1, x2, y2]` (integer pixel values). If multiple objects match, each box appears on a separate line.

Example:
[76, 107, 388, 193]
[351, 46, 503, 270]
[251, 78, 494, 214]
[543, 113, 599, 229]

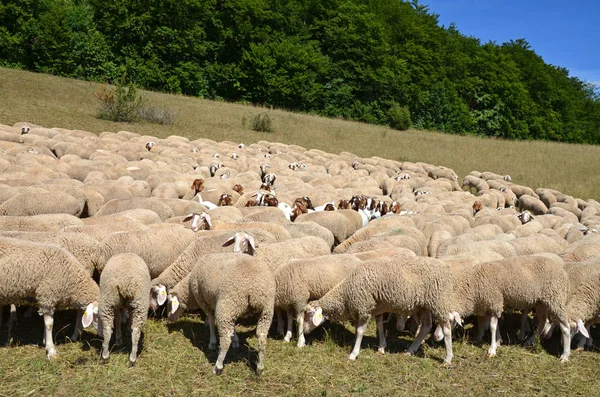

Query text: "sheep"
[274, 254, 362, 347]
[98, 253, 151, 367]
[0, 190, 85, 217]
[434, 255, 571, 361]
[282, 221, 335, 248]
[184, 252, 275, 375]
[518, 195, 549, 215]
[95, 198, 175, 221]
[0, 238, 99, 359]
[0, 231, 103, 279]
[302, 256, 457, 364]
[100, 225, 195, 277]
[295, 211, 356, 246]
[150, 230, 279, 302]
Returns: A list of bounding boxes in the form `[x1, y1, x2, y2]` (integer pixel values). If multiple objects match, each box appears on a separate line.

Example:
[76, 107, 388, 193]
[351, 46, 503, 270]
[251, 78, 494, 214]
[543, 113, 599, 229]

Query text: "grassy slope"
[1, 67, 599, 200]
[1, 68, 600, 395]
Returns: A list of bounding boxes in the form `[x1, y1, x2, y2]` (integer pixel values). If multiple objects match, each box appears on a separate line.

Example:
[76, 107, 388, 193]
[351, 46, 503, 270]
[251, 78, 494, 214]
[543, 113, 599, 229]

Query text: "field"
[1, 67, 600, 396]
[1, 67, 599, 200]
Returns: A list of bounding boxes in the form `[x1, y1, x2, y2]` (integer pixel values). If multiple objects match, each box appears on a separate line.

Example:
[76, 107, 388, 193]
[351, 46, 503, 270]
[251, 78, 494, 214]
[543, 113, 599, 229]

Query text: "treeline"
[1, 0, 599, 143]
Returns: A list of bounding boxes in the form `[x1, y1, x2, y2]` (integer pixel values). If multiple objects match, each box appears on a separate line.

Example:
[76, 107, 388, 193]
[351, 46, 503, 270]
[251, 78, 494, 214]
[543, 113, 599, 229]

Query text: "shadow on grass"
[166, 315, 263, 374]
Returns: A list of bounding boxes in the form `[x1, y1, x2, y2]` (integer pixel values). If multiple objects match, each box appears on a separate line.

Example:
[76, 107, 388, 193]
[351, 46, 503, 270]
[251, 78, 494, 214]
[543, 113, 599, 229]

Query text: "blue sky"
[423, 0, 600, 87]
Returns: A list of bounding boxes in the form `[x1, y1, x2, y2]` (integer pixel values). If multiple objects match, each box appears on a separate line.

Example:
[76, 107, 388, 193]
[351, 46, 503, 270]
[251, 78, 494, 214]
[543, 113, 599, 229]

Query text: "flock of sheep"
[1, 121, 599, 375]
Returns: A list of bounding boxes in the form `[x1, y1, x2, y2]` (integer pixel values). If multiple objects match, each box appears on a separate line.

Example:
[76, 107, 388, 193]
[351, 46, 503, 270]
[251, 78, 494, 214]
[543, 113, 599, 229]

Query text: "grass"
[2, 67, 600, 395]
[0, 67, 599, 200]
[2, 310, 600, 396]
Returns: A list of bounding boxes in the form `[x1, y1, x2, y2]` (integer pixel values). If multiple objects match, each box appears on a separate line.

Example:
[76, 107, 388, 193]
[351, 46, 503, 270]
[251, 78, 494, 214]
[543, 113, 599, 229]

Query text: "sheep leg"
[276, 309, 284, 335]
[70, 310, 83, 342]
[232, 329, 239, 349]
[407, 311, 432, 355]
[101, 323, 113, 364]
[518, 311, 531, 342]
[114, 309, 123, 346]
[7, 305, 17, 345]
[376, 314, 386, 354]
[207, 313, 217, 351]
[442, 320, 454, 365]
[348, 316, 370, 360]
[43, 312, 58, 360]
[283, 310, 294, 342]
[256, 307, 273, 376]
[396, 315, 406, 331]
[213, 321, 234, 375]
[128, 325, 141, 367]
[487, 315, 499, 357]
[295, 312, 306, 348]
[475, 315, 490, 342]
[559, 320, 571, 362]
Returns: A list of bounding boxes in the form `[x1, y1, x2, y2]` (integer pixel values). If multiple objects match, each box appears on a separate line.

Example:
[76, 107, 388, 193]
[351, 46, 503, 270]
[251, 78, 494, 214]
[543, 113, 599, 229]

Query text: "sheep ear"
[452, 312, 463, 327]
[182, 213, 195, 222]
[82, 303, 95, 329]
[312, 307, 324, 327]
[222, 235, 236, 247]
[202, 213, 212, 229]
[246, 234, 256, 256]
[170, 296, 180, 315]
[577, 319, 590, 338]
[156, 285, 167, 306]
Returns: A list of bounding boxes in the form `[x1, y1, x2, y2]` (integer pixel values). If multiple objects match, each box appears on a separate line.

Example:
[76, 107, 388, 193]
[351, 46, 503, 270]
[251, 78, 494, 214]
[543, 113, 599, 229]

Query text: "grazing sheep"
[518, 195, 548, 215]
[0, 238, 99, 359]
[303, 256, 457, 364]
[274, 254, 362, 347]
[98, 253, 151, 367]
[435, 255, 571, 361]
[184, 252, 275, 375]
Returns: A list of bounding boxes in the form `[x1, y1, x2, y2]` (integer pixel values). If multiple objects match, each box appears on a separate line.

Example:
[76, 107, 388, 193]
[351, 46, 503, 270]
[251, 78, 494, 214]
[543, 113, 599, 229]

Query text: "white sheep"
[98, 253, 151, 366]
[302, 256, 457, 364]
[0, 238, 99, 359]
[274, 254, 362, 347]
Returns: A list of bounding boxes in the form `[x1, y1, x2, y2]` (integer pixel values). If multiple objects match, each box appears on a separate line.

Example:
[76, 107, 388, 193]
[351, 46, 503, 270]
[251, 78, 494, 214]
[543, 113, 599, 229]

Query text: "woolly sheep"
[184, 252, 275, 375]
[518, 195, 548, 215]
[295, 211, 356, 246]
[98, 253, 151, 366]
[100, 225, 195, 277]
[274, 254, 362, 347]
[303, 256, 457, 364]
[434, 255, 571, 361]
[0, 238, 99, 359]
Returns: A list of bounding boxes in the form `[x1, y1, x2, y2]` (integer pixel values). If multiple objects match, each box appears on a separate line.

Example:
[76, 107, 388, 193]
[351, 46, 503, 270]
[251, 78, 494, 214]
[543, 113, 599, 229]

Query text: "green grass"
[2, 311, 600, 396]
[1, 67, 599, 200]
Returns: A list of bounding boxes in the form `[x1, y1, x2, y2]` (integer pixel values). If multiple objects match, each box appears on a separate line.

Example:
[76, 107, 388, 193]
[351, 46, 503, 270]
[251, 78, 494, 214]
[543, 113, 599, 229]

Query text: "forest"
[1, 0, 599, 143]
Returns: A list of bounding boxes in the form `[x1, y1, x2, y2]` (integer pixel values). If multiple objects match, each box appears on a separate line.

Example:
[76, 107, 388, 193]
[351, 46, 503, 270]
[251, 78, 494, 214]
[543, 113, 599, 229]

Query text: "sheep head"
[472, 200, 484, 216]
[183, 212, 212, 232]
[218, 194, 233, 206]
[303, 304, 324, 334]
[223, 231, 256, 256]
[233, 184, 244, 195]
[21, 125, 30, 135]
[191, 178, 205, 195]
[145, 141, 156, 151]
[150, 285, 168, 310]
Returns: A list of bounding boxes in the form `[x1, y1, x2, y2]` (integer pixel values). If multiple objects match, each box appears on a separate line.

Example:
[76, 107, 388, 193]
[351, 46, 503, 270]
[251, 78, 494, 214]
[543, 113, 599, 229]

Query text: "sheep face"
[517, 211, 534, 224]
[82, 302, 98, 329]
[145, 141, 155, 151]
[183, 212, 212, 232]
[218, 194, 233, 206]
[150, 285, 168, 310]
[168, 294, 184, 322]
[233, 184, 244, 195]
[472, 200, 484, 215]
[223, 232, 256, 255]
[303, 305, 324, 334]
[21, 126, 31, 135]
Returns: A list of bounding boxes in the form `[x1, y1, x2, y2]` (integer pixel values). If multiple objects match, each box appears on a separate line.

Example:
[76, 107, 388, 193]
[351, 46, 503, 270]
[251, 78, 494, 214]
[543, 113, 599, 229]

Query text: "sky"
[423, 0, 600, 87]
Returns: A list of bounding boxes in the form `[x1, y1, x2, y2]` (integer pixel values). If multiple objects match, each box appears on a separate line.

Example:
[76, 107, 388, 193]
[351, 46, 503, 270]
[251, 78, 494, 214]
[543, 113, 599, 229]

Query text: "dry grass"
[1, 67, 599, 200]
[2, 310, 600, 396]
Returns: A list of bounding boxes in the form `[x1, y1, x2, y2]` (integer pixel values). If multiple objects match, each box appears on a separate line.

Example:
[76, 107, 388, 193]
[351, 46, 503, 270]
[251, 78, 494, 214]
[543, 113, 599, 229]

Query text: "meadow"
[1, 67, 600, 396]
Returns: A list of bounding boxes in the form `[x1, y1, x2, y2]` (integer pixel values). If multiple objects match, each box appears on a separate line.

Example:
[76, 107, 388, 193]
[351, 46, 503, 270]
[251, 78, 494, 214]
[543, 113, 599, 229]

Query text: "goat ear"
[82, 303, 95, 329]
[246, 234, 256, 256]
[577, 319, 590, 338]
[222, 235, 236, 247]
[182, 213, 195, 222]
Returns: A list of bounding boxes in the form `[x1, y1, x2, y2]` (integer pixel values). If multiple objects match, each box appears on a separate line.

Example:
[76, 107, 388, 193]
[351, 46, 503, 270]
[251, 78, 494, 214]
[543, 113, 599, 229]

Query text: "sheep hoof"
[487, 352, 496, 358]
[348, 353, 358, 361]
[47, 351, 59, 360]
[560, 355, 569, 363]
[575, 347, 584, 352]
[297, 341, 305, 348]
[100, 356, 110, 365]
[212, 366, 223, 375]
[442, 361, 453, 368]
[208, 343, 217, 351]
[127, 360, 136, 368]
[256, 366, 264, 376]
[115, 338, 123, 346]
[283, 335, 292, 343]
[377, 348, 385, 355]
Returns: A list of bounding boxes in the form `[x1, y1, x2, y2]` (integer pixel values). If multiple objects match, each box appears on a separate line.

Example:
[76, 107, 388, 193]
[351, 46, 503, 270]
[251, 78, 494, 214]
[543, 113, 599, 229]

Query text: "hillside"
[1, 0, 599, 142]
[1, 67, 599, 200]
